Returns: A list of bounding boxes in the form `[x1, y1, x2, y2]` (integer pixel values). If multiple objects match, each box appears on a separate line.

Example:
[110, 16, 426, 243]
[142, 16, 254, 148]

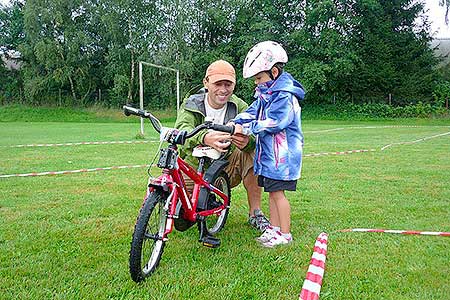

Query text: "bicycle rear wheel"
[129, 190, 168, 282]
[205, 171, 231, 235]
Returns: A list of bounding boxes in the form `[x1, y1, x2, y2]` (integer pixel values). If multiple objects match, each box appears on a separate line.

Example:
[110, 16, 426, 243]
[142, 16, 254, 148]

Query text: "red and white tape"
[304, 149, 376, 157]
[0, 164, 151, 178]
[381, 131, 450, 150]
[340, 228, 450, 237]
[299, 232, 328, 300]
[1, 148, 374, 178]
[5, 140, 158, 148]
[307, 125, 450, 134]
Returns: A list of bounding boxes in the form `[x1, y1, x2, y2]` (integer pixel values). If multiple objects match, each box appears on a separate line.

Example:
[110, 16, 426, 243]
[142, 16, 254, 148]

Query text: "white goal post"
[139, 61, 180, 135]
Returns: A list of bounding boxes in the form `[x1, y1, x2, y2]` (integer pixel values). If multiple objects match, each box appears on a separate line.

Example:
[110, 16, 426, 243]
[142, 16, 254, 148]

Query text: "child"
[232, 41, 305, 248]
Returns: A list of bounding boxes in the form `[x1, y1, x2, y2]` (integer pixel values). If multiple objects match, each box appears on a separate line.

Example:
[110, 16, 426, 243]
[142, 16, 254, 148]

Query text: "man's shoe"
[248, 209, 271, 232]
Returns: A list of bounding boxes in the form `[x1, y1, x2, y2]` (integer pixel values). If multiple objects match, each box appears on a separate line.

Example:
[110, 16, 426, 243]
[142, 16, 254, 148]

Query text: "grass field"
[1, 116, 449, 300]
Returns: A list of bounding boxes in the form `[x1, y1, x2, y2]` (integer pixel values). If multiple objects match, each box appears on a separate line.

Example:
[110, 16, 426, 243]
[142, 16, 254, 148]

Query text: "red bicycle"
[123, 105, 235, 282]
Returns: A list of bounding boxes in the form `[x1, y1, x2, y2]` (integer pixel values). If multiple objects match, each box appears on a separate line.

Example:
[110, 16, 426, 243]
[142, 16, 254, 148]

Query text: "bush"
[302, 101, 445, 120]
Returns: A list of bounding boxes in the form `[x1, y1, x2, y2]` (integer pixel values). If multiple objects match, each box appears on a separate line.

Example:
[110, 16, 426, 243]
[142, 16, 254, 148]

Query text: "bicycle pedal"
[200, 235, 221, 248]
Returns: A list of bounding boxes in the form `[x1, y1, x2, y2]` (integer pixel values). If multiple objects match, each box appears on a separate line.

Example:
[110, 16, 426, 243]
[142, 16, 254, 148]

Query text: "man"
[175, 59, 269, 232]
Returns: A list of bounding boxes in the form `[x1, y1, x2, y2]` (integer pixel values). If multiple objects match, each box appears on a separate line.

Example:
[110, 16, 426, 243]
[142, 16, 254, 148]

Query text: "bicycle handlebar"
[123, 105, 235, 144]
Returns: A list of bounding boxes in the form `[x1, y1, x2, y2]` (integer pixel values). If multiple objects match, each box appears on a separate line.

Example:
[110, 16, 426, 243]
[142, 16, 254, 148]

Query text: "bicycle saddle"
[192, 146, 221, 160]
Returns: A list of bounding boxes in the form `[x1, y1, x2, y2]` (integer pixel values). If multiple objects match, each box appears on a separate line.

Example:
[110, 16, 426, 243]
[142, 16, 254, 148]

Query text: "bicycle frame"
[144, 144, 230, 241]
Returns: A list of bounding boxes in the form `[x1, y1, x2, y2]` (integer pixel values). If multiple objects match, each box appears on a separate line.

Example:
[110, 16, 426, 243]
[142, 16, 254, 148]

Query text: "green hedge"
[302, 102, 449, 120]
[1, 102, 448, 123]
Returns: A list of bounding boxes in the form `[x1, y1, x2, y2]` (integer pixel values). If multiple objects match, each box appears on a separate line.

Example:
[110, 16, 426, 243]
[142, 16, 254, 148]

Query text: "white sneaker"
[261, 232, 292, 248]
[256, 226, 276, 243]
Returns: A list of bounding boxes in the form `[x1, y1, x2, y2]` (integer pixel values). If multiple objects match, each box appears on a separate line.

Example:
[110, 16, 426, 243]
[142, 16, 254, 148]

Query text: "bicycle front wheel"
[129, 190, 168, 282]
[205, 171, 231, 235]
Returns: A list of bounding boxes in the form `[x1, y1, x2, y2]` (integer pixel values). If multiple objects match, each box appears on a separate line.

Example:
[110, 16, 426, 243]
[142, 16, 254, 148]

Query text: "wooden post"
[446, 97, 449, 110]
[388, 93, 392, 106]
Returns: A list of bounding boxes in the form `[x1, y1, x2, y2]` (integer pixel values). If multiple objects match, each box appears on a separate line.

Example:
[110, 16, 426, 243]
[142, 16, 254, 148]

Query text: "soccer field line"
[2, 125, 449, 148]
[306, 125, 450, 134]
[380, 131, 450, 150]
[2, 140, 160, 148]
[0, 148, 375, 178]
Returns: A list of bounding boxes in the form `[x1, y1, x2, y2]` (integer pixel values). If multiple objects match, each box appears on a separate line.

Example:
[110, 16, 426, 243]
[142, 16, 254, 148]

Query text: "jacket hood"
[270, 72, 305, 100]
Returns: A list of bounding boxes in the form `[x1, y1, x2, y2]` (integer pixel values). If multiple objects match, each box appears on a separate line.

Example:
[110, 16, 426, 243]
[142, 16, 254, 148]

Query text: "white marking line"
[0, 165, 153, 178]
[381, 131, 450, 150]
[340, 228, 450, 236]
[304, 149, 376, 157]
[306, 125, 450, 134]
[3, 140, 159, 148]
[0, 149, 375, 178]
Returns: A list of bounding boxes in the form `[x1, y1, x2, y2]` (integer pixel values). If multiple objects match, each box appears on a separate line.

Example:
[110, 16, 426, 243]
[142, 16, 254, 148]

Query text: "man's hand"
[231, 133, 249, 150]
[203, 131, 232, 153]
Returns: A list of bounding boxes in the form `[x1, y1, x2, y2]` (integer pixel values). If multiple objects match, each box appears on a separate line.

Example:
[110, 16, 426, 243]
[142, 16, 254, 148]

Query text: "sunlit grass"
[0, 118, 449, 300]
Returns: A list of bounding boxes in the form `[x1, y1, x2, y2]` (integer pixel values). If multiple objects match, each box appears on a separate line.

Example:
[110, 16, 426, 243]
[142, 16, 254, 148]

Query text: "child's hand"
[233, 124, 244, 135]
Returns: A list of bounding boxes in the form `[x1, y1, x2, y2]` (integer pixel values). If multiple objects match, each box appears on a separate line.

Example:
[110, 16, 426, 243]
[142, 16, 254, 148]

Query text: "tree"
[0, 0, 25, 103]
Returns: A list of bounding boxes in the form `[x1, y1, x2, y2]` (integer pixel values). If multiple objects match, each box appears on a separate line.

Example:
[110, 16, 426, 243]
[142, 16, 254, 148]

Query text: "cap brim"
[208, 74, 235, 84]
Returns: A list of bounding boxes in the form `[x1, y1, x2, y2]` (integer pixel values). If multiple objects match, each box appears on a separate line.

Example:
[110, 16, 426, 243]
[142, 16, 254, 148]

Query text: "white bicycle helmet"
[243, 41, 288, 79]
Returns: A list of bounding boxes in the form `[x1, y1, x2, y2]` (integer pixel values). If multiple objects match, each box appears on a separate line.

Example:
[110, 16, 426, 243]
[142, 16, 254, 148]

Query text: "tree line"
[0, 0, 448, 110]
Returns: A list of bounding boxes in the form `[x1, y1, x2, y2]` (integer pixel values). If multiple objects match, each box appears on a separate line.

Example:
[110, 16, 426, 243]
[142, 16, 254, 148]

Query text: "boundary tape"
[339, 228, 450, 237]
[299, 232, 328, 300]
[304, 149, 376, 157]
[0, 165, 152, 178]
[307, 125, 450, 134]
[381, 131, 450, 150]
[0, 148, 375, 178]
[4, 140, 158, 148]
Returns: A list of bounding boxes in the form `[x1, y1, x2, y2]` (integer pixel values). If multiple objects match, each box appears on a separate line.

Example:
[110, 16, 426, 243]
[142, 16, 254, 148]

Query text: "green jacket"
[175, 89, 255, 169]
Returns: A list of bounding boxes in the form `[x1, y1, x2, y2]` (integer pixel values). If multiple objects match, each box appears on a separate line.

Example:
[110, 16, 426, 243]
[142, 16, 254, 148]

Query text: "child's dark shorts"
[257, 175, 297, 192]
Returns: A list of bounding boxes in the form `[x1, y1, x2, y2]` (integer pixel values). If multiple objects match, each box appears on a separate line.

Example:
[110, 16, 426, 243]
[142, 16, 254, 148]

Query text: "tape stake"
[340, 228, 450, 237]
[299, 232, 328, 300]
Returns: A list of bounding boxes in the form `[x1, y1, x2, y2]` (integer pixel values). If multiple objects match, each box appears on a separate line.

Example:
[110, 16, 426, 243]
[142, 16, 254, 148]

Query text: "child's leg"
[269, 190, 291, 234]
[268, 193, 280, 228]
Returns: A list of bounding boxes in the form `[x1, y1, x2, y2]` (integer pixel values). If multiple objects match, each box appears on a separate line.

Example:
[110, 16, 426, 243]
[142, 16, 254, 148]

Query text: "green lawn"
[1, 118, 449, 300]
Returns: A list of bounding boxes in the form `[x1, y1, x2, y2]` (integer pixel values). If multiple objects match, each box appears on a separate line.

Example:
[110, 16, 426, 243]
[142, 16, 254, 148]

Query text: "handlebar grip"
[123, 105, 148, 118]
[211, 124, 235, 135]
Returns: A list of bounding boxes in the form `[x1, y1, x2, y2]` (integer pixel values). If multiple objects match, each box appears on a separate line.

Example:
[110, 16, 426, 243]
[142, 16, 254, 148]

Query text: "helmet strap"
[266, 70, 275, 81]
[267, 65, 282, 81]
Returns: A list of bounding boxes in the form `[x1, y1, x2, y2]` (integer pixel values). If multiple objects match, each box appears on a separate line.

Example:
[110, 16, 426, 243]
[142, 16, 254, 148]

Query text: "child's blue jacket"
[233, 72, 305, 181]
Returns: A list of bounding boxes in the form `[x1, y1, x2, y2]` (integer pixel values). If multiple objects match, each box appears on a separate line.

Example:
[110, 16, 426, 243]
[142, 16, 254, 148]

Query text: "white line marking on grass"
[306, 125, 450, 134]
[304, 149, 376, 157]
[0, 148, 376, 178]
[339, 228, 450, 237]
[0, 164, 153, 178]
[3, 140, 159, 148]
[381, 131, 450, 150]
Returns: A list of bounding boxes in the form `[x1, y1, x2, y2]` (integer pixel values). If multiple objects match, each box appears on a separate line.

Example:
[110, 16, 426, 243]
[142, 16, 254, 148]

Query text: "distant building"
[431, 38, 450, 66]
[1, 50, 22, 70]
